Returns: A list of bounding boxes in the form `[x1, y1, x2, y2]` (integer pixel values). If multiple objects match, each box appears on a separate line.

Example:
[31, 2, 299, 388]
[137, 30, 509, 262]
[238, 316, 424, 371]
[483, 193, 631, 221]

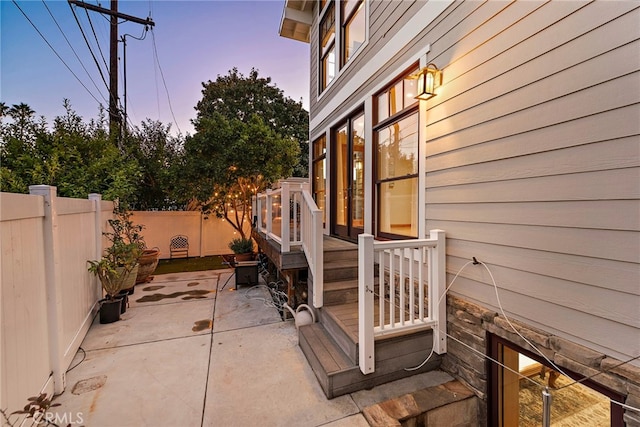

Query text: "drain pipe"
[542, 387, 552, 427]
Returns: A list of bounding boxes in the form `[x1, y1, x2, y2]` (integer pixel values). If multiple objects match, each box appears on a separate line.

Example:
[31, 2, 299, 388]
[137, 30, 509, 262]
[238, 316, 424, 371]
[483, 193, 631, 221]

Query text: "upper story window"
[319, 0, 367, 94]
[342, 0, 365, 65]
[320, 1, 336, 91]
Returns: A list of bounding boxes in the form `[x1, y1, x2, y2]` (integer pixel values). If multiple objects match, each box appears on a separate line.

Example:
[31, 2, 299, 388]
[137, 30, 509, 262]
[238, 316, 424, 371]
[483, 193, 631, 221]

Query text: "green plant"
[88, 203, 144, 299]
[228, 237, 254, 254]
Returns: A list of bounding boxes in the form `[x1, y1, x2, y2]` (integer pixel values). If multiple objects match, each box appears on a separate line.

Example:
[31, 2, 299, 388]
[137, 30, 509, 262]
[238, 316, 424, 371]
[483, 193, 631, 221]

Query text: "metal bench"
[169, 235, 189, 259]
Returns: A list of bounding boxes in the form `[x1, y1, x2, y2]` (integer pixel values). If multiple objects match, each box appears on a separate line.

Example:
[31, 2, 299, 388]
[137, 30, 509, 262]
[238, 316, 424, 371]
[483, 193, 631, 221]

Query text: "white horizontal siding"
[420, 2, 639, 364]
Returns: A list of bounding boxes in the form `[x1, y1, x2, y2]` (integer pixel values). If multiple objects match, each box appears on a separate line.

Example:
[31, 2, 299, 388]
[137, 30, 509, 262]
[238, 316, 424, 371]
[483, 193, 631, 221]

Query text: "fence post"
[359, 233, 375, 374]
[430, 229, 447, 354]
[29, 185, 65, 394]
[88, 194, 103, 302]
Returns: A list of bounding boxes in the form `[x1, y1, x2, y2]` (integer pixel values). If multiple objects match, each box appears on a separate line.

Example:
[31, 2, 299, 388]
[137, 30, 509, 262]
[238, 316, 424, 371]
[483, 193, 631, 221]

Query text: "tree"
[0, 100, 140, 202]
[194, 67, 309, 177]
[122, 119, 183, 210]
[183, 68, 308, 239]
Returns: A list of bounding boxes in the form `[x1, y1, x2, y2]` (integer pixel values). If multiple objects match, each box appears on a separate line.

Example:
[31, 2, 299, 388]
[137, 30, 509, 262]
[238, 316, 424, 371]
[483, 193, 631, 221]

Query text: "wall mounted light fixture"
[414, 63, 442, 100]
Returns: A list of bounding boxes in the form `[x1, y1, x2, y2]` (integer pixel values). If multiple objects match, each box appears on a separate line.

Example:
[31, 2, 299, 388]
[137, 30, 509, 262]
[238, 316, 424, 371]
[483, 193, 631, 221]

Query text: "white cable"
[478, 261, 573, 381]
[405, 260, 474, 371]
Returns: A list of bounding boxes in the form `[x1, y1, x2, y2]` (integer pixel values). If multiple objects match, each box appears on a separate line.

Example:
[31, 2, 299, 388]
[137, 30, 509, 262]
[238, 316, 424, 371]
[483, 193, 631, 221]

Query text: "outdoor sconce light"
[414, 63, 442, 100]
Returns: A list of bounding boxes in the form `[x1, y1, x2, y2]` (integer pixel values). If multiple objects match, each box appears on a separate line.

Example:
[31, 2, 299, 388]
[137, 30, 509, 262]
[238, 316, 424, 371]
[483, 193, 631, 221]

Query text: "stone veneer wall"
[440, 295, 640, 427]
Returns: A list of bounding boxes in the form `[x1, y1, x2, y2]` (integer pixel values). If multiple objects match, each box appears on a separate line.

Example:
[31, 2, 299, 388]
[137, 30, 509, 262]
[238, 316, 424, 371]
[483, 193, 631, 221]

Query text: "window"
[312, 135, 327, 225]
[374, 66, 419, 239]
[320, 1, 336, 91]
[489, 334, 624, 427]
[342, 0, 365, 65]
[319, 0, 367, 94]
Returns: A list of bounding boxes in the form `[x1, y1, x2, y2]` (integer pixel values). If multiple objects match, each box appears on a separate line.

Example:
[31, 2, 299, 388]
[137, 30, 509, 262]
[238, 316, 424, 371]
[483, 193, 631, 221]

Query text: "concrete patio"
[52, 269, 456, 426]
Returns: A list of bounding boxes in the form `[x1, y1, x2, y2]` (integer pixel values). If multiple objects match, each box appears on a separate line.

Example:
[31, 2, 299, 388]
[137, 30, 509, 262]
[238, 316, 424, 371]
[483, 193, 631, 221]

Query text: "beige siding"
[308, 0, 640, 361]
[423, 1, 640, 361]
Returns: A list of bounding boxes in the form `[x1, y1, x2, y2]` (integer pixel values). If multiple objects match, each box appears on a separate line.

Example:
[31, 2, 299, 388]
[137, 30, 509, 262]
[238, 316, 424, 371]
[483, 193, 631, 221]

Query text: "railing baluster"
[399, 248, 404, 326]
[419, 247, 424, 320]
[389, 249, 395, 329]
[409, 247, 415, 324]
[378, 249, 384, 331]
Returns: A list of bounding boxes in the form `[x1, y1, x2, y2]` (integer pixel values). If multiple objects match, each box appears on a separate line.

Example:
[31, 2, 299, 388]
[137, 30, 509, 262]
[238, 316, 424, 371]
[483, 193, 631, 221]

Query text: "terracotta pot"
[234, 252, 254, 262]
[136, 249, 160, 284]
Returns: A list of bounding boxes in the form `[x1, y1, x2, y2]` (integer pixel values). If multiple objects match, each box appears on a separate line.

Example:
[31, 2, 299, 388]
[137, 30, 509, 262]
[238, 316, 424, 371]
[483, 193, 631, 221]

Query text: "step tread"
[323, 258, 359, 269]
[299, 323, 354, 374]
[324, 279, 359, 291]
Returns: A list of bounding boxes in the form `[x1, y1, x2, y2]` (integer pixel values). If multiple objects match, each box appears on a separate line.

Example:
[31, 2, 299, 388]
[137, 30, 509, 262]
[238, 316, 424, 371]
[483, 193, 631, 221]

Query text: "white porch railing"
[358, 229, 446, 374]
[254, 180, 324, 307]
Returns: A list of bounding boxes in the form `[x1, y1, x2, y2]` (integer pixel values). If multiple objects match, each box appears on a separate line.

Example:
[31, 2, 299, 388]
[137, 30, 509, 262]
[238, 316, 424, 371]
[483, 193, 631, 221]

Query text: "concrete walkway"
[53, 270, 453, 426]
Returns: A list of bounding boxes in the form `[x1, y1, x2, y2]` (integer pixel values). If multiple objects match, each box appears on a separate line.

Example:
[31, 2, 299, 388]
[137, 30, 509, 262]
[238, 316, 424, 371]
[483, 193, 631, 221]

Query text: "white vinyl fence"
[0, 186, 112, 414]
[1, 187, 242, 415]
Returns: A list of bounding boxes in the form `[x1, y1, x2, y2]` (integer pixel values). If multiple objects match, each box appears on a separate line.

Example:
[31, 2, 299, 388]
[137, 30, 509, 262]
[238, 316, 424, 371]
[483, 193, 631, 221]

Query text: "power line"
[10, 0, 103, 106]
[68, 1, 110, 95]
[40, 0, 107, 104]
[150, 28, 182, 135]
[83, 5, 110, 74]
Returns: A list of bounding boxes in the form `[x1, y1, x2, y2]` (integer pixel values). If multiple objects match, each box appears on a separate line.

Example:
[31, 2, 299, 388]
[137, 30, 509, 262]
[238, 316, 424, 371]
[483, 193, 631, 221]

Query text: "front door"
[332, 112, 365, 241]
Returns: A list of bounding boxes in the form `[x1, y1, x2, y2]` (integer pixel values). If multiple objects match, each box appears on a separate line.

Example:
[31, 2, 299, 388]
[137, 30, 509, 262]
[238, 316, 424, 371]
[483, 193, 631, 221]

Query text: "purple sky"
[1, 0, 310, 136]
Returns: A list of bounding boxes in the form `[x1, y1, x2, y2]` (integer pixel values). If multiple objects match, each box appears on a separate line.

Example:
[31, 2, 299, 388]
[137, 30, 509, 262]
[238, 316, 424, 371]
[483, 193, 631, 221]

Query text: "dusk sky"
[1, 0, 310, 136]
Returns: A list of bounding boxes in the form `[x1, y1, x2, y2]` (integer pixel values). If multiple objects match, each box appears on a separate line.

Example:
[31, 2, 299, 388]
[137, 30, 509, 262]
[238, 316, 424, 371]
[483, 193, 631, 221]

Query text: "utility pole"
[68, 0, 154, 142]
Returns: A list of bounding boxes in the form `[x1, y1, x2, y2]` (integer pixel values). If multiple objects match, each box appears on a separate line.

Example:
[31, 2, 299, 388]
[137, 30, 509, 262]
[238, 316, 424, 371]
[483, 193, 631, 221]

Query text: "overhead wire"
[150, 27, 182, 135]
[11, 0, 103, 105]
[40, 0, 107, 104]
[83, 4, 110, 74]
[119, 27, 150, 129]
[68, 1, 110, 95]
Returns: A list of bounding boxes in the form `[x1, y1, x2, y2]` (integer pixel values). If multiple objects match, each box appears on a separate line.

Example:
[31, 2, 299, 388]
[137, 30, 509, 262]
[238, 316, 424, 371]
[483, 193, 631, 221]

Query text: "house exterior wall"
[305, 0, 640, 422]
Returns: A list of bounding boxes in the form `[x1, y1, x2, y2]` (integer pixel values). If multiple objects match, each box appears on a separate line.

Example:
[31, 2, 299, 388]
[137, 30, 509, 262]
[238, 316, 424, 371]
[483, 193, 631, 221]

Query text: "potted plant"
[103, 206, 158, 290]
[88, 204, 143, 323]
[228, 237, 254, 262]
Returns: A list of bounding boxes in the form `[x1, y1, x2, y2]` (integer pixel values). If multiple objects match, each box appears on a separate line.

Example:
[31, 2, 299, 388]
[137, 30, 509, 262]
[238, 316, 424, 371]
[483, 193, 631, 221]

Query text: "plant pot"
[234, 252, 254, 262]
[119, 264, 139, 294]
[136, 249, 160, 284]
[117, 291, 129, 313]
[99, 298, 122, 324]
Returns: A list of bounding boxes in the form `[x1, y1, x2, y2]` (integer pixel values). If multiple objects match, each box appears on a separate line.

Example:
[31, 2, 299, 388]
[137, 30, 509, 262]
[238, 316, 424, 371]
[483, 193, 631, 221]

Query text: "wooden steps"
[297, 236, 443, 399]
[299, 321, 441, 398]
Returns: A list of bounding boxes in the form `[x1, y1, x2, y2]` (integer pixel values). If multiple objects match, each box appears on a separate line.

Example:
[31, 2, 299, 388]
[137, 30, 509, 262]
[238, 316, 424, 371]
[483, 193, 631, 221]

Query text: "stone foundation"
[441, 295, 640, 427]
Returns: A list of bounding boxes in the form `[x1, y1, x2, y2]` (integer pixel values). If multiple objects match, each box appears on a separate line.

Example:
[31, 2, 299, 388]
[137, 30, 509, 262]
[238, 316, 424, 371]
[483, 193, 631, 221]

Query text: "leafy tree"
[183, 68, 307, 239]
[194, 67, 309, 177]
[0, 100, 140, 202]
[122, 119, 183, 210]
